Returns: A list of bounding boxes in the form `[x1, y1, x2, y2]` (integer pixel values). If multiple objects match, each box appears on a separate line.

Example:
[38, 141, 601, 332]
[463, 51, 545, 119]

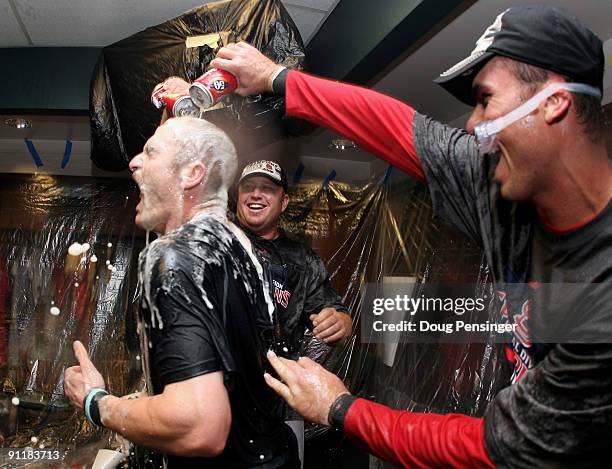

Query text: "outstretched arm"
[263, 351, 494, 468]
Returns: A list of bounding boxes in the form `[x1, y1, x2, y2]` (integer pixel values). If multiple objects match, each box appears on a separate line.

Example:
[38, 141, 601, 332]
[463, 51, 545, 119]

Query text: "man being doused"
[63, 117, 300, 468]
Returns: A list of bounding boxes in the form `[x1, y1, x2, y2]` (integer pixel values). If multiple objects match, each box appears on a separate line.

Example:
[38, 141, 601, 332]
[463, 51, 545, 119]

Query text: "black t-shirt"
[414, 112, 612, 468]
[240, 227, 349, 359]
[138, 214, 298, 468]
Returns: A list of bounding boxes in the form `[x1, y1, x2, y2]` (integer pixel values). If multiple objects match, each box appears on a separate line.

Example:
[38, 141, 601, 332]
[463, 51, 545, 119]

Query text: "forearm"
[284, 70, 425, 182]
[334, 397, 494, 468]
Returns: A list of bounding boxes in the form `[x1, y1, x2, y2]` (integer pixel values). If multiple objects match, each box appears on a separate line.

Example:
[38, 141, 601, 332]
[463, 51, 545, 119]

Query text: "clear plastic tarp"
[279, 173, 507, 468]
[0, 174, 143, 467]
[0, 170, 505, 468]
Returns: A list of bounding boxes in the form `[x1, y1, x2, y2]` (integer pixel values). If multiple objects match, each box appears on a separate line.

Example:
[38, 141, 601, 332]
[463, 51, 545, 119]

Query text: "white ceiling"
[0, 0, 339, 47]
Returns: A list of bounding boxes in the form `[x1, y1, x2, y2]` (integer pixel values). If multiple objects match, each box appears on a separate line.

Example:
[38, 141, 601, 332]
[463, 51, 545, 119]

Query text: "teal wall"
[0, 48, 101, 111]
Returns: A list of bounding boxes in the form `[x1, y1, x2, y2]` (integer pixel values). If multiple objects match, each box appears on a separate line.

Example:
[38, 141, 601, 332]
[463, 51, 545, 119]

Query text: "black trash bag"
[90, 0, 305, 171]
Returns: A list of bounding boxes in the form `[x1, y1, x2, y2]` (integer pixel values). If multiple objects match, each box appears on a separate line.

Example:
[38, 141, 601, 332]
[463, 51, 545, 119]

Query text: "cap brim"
[239, 171, 284, 188]
[434, 51, 495, 106]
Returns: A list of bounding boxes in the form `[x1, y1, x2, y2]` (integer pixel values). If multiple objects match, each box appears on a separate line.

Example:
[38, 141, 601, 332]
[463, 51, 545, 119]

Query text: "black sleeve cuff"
[328, 394, 357, 430]
[272, 68, 289, 96]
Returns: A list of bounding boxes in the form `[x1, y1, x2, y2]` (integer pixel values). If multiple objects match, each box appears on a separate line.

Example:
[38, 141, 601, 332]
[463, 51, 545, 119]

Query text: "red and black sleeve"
[333, 396, 495, 468]
[284, 70, 426, 183]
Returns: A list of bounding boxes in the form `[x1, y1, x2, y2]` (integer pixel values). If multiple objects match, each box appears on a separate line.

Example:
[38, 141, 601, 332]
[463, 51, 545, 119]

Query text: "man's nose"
[129, 153, 143, 173]
[465, 109, 481, 134]
[250, 187, 264, 197]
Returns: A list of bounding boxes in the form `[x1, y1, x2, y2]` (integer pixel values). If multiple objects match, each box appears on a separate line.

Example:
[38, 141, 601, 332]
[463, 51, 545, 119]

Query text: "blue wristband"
[84, 388, 109, 426]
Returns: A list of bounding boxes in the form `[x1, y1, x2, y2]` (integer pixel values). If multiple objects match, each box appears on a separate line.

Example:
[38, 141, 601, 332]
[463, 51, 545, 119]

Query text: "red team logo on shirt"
[273, 279, 291, 308]
[513, 299, 531, 348]
[498, 289, 533, 383]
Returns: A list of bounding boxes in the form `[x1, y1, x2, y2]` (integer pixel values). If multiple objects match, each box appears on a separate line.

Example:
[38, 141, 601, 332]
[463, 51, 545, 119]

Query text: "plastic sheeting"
[0, 174, 143, 466]
[90, 0, 305, 171]
[0, 171, 506, 469]
[279, 175, 508, 468]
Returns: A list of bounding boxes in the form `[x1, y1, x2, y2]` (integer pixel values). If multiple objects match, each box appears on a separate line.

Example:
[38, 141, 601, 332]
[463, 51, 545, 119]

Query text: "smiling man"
[210, 5, 612, 468]
[236, 160, 351, 355]
[64, 117, 299, 468]
[234, 160, 351, 467]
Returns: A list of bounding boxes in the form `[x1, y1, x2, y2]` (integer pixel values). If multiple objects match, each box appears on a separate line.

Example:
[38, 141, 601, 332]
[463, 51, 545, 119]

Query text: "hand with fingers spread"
[264, 350, 350, 426]
[310, 308, 352, 344]
[63, 340, 105, 409]
[210, 42, 284, 96]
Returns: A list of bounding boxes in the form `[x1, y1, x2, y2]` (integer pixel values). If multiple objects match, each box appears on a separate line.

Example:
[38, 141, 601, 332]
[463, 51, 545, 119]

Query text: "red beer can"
[161, 93, 201, 118]
[189, 68, 238, 110]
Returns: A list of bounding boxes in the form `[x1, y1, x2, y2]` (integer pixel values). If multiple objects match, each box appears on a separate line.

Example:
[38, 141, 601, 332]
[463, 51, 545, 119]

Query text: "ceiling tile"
[282, 0, 339, 12]
[13, 0, 216, 46]
[0, 0, 30, 46]
[283, 4, 327, 45]
[3, 0, 323, 48]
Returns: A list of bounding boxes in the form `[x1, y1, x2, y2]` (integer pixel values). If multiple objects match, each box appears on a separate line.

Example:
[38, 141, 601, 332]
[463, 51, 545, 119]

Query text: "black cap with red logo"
[434, 5, 604, 106]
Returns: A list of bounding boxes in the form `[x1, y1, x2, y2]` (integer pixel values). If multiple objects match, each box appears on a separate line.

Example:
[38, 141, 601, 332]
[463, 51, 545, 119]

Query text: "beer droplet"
[68, 243, 82, 256]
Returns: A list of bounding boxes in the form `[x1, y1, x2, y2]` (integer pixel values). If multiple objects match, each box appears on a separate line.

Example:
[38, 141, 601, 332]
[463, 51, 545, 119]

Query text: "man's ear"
[183, 162, 206, 190]
[543, 90, 571, 125]
[281, 193, 289, 213]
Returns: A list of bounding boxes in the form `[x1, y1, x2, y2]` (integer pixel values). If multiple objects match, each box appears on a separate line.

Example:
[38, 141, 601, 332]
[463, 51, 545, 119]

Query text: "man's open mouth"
[247, 203, 266, 211]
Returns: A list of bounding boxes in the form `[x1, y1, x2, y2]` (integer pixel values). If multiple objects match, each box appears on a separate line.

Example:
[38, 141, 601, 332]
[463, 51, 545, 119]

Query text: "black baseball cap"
[238, 160, 288, 192]
[434, 5, 604, 105]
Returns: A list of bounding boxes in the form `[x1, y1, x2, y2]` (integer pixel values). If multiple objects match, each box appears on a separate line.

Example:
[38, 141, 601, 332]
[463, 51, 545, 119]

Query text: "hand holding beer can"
[150, 82, 200, 117]
[189, 68, 238, 110]
[162, 93, 200, 117]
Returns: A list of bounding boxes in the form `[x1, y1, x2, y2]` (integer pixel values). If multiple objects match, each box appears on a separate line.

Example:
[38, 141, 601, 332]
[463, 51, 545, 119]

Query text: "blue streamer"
[24, 139, 44, 167]
[383, 165, 393, 184]
[61, 139, 73, 169]
[292, 162, 305, 184]
[323, 169, 337, 188]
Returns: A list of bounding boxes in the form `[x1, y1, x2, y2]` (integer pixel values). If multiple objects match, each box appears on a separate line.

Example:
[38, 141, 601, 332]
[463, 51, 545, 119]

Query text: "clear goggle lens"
[474, 82, 601, 154]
